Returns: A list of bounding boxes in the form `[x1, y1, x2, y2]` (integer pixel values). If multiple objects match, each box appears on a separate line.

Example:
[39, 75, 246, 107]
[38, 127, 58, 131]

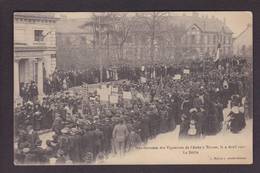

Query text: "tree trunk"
[119, 43, 124, 60]
[150, 13, 156, 64]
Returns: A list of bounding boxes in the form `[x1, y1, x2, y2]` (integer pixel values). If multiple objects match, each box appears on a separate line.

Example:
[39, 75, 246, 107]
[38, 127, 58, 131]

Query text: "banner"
[183, 69, 190, 74]
[100, 93, 109, 102]
[141, 76, 147, 83]
[109, 94, 119, 104]
[88, 87, 96, 93]
[144, 93, 151, 102]
[100, 85, 112, 95]
[123, 91, 132, 100]
[136, 92, 145, 101]
[96, 88, 101, 95]
[112, 86, 119, 93]
[214, 43, 221, 62]
[173, 74, 181, 80]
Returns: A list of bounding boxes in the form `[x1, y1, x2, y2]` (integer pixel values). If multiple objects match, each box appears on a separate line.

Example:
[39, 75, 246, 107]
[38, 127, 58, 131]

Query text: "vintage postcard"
[13, 11, 253, 165]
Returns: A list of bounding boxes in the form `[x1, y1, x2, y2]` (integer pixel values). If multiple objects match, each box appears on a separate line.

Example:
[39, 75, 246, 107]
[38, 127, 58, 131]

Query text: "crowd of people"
[14, 56, 252, 165]
[42, 65, 136, 95]
[20, 81, 39, 102]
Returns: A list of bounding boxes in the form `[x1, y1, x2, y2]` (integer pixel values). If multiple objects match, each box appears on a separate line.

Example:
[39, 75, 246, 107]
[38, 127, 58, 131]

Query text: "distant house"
[130, 12, 233, 61]
[170, 13, 233, 59]
[233, 24, 252, 58]
[14, 12, 59, 102]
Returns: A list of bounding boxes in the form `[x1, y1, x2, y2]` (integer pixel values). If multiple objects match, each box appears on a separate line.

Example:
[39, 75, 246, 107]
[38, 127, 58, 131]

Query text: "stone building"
[171, 13, 233, 59]
[14, 12, 58, 102]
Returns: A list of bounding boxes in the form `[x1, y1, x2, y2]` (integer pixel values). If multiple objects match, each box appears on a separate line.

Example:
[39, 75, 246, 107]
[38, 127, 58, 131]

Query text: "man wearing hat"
[52, 114, 64, 135]
[56, 127, 71, 162]
[139, 112, 150, 144]
[93, 125, 105, 160]
[100, 117, 113, 158]
[125, 126, 142, 152]
[67, 127, 82, 163]
[179, 93, 192, 139]
[112, 117, 129, 156]
[148, 105, 160, 139]
[227, 95, 246, 133]
[23, 125, 45, 164]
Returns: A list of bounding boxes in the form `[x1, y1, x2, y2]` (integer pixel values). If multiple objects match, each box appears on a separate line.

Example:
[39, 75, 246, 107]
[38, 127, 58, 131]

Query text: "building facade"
[14, 12, 58, 103]
[176, 14, 233, 59]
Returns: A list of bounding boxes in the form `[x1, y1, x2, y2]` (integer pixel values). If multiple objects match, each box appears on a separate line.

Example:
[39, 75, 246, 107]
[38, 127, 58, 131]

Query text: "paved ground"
[37, 118, 252, 165]
[36, 94, 253, 164]
[102, 119, 252, 164]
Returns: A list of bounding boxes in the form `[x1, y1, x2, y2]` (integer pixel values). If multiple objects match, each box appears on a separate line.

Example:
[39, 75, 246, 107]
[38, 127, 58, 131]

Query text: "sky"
[55, 11, 252, 37]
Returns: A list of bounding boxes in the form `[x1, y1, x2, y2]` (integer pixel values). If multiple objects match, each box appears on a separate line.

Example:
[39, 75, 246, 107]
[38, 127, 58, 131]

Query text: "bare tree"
[135, 12, 167, 64]
[109, 13, 134, 61]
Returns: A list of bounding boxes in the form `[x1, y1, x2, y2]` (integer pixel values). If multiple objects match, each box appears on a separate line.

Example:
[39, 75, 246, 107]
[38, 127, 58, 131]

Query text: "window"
[34, 30, 44, 42]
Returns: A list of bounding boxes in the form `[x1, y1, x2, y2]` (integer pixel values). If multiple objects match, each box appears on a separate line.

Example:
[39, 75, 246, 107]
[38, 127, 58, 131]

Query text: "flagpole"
[203, 55, 205, 78]
[98, 15, 103, 83]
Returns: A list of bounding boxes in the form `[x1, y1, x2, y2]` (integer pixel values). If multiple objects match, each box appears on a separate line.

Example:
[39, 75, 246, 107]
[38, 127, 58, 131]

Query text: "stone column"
[37, 58, 44, 97]
[14, 59, 20, 98]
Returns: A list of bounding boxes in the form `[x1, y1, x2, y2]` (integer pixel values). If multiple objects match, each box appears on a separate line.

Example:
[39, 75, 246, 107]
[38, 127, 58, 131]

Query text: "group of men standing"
[14, 56, 251, 165]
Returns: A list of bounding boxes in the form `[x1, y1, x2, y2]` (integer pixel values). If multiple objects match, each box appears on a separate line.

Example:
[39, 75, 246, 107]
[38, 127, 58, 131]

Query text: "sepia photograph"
[13, 11, 253, 165]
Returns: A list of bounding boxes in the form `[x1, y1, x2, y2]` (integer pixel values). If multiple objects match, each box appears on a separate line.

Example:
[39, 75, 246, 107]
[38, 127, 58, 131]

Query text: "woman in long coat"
[179, 96, 192, 139]
[159, 109, 169, 133]
[228, 106, 246, 133]
[204, 101, 221, 135]
[33, 104, 42, 131]
[140, 113, 150, 143]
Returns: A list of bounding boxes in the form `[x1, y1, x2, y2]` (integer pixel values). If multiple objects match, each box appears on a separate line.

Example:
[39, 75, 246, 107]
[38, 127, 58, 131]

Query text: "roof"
[14, 12, 58, 20]
[164, 15, 233, 34]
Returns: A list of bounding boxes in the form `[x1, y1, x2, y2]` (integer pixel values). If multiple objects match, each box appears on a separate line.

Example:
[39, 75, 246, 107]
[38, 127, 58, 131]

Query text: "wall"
[14, 21, 56, 47]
